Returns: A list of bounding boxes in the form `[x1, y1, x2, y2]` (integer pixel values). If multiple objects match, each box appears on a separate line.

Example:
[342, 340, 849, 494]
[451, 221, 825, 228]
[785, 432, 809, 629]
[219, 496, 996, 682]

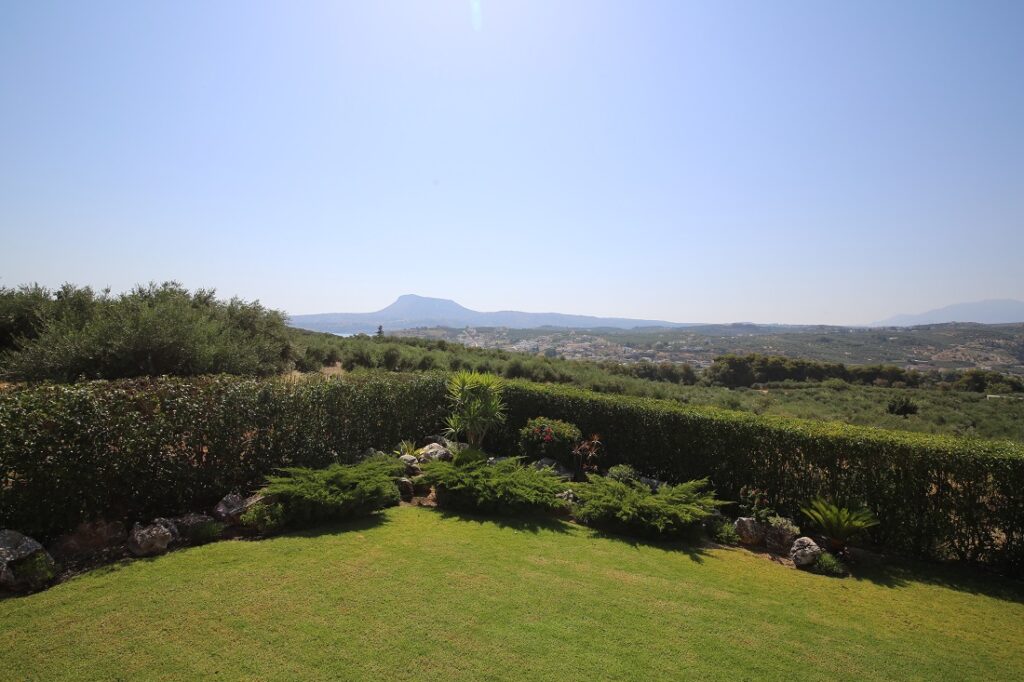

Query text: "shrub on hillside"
[258, 455, 404, 529]
[572, 476, 723, 540]
[518, 417, 582, 467]
[0, 282, 292, 381]
[420, 458, 566, 515]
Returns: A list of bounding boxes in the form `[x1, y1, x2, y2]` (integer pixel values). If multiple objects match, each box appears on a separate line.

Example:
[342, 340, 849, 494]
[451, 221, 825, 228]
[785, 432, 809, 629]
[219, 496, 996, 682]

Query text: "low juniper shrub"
[572, 475, 724, 540]
[256, 454, 404, 529]
[420, 457, 567, 515]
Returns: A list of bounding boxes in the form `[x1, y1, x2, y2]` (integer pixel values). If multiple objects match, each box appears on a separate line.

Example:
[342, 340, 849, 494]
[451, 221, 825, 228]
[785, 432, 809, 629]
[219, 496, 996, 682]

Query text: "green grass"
[2, 506, 1023, 680]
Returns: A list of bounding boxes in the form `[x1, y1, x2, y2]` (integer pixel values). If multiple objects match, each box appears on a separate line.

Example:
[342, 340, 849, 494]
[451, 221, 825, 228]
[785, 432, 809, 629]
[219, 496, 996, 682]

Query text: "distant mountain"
[288, 294, 695, 334]
[875, 299, 1024, 326]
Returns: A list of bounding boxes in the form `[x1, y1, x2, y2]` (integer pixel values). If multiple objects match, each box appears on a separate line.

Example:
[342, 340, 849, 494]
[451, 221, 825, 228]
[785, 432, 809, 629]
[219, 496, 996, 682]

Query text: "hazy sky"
[2, 1, 1022, 325]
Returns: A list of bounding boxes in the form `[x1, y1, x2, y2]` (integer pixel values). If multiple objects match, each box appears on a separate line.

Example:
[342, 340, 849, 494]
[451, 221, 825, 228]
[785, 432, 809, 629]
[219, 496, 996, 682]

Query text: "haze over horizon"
[2, 2, 1023, 325]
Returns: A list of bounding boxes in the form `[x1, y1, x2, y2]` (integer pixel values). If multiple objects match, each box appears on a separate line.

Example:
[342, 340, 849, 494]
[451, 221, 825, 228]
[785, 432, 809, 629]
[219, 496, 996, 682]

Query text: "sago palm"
[800, 498, 878, 554]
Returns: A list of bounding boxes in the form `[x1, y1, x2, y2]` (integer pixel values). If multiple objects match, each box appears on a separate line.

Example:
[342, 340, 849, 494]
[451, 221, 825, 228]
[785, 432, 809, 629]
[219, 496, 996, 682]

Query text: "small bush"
[452, 446, 489, 466]
[572, 476, 723, 540]
[518, 417, 582, 467]
[767, 515, 800, 536]
[258, 455, 404, 529]
[184, 520, 226, 545]
[887, 396, 919, 418]
[606, 464, 641, 486]
[810, 551, 848, 577]
[738, 486, 775, 524]
[421, 458, 566, 515]
[240, 502, 287, 535]
[712, 518, 741, 545]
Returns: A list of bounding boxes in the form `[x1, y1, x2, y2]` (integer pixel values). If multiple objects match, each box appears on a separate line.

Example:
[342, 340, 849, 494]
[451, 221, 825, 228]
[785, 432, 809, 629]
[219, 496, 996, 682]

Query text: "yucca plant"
[800, 498, 878, 554]
[443, 371, 506, 448]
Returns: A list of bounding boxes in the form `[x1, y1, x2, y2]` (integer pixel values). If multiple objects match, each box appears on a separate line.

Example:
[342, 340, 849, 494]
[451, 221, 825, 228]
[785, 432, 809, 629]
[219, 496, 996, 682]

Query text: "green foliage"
[706, 353, 926, 389]
[444, 371, 506, 447]
[810, 551, 849, 577]
[452, 446, 489, 466]
[712, 517, 741, 545]
[420, 458, 566, 515]
[0, 373, 447, 538]
[518, 416, 581, 467]
[766, 515, 800, 536]
[493, 378, 1024, 573]
[606, 464, 641, 486]
[572, 476, 722, 540]
[0, 283, 292, 381]
[260, 455, 403, 528]
[887, 396, 919, 418]
[240, 502, 287, 535]
[738, 486, 776, 524]
[183, 520, 225, 545]
[4, 371, 1024, 575]
[800, 498, 879, 553]
[9, 552, 56, 591]
[392, 440, 419, 458]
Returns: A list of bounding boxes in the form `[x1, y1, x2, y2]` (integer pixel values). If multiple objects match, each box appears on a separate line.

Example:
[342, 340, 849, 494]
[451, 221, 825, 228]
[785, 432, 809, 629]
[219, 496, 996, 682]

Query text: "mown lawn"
[2, 506, 1022, 681]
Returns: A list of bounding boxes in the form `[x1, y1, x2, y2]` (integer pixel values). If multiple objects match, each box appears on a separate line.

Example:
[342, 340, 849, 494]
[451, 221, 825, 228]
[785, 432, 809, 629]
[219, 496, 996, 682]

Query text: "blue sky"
[1, 1, 1022, 324]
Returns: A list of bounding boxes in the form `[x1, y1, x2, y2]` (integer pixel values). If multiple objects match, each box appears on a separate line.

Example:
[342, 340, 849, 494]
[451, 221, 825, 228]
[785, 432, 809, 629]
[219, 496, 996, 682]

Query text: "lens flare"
[470, 0, 482, 31]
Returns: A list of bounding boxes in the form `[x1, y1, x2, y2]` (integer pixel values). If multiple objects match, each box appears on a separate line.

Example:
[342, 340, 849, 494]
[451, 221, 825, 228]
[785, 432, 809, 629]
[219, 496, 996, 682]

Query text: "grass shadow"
[38, 513, 394, 590]
[275, 511, 391, 539]
[428, 506, 575, 535]
[584, 527, 710, 563]
[849, 553, 1024, 604]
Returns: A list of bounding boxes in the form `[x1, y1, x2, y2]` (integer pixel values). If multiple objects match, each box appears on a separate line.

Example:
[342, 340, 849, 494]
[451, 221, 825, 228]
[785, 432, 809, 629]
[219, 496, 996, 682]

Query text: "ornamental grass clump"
[572, 476, 724, 540]
[420, 458, 566, 516]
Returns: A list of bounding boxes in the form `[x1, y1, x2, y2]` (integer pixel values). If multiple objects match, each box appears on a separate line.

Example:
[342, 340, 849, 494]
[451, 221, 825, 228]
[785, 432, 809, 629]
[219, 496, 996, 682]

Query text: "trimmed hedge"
[492, 381, 1024, 574]
[2, 373, 1023, 574]
[0, 374, 446, 538]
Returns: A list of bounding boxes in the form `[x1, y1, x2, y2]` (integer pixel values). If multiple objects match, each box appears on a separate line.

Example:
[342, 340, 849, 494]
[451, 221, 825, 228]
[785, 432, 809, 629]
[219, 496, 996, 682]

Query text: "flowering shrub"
[518, 416, 582, 467]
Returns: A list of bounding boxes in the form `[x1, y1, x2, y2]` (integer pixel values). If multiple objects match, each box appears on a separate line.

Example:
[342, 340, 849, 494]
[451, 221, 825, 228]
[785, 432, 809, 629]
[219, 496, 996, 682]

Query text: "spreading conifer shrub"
[571, 476, 723, 540]
[420, 458, 567, 516]
[256, 455, 404, 529]
[518, 416, 582, 467]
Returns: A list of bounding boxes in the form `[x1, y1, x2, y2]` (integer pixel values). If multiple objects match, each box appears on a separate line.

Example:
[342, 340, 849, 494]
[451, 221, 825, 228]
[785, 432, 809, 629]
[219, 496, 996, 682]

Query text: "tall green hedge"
[493, 381, 1024, 573]
[0, 374, 446, 538]
[2, 373, 1022, 574]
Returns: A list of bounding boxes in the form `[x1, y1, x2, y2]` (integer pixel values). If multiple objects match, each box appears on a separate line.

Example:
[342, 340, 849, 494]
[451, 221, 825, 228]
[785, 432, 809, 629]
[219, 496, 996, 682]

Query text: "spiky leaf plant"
[800, 498, 878, 554]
